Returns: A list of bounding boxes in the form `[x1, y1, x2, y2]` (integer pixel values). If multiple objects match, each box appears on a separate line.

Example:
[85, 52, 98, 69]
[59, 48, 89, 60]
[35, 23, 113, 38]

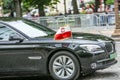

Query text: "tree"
[106, 0, 114, 5]
[86, 0, 94, 5]
[23, 0, 59, 16]
[3, 0, 13, 9]
[64, 0, 67, 14]
[3, 0, 22, 17]
[14, 0, 22, 17]
[112, 0, 120, 37]
[0, 0, 2, 5]
[0, 0, 3, 16]
[72, 0, 79, 14]
[3, 0, 15, 17]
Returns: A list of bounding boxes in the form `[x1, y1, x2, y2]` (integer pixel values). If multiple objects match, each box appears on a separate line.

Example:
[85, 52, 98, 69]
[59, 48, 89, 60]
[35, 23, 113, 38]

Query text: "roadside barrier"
[31, 13, 115, 30]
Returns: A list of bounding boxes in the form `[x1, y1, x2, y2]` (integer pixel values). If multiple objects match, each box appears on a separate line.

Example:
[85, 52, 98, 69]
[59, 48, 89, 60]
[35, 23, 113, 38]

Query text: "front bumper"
[91, 59, 117, 70]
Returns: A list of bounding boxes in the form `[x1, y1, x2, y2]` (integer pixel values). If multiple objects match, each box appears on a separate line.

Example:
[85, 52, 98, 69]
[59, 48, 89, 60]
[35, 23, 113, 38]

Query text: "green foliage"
[3, 0, 14, 9]
[106, 0, 114, 5]
[86, 1, 95, 5]
[0, 0, 3, 6]
[23, 0, 59, 16]
[23, 0, 59, 7]
[3, 9, 10, 14]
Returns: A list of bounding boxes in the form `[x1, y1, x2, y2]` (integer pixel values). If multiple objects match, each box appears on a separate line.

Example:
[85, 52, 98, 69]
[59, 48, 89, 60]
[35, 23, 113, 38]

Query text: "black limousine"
[0, 17, 117, 80]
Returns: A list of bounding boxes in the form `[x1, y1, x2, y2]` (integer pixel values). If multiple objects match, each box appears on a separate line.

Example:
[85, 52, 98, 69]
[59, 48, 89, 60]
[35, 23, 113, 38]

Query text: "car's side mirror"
[9, 34, 24, 42]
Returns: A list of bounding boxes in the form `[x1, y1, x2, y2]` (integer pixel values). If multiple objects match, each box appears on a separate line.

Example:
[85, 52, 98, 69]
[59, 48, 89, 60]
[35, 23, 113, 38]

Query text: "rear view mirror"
[9, 34, 24, 42]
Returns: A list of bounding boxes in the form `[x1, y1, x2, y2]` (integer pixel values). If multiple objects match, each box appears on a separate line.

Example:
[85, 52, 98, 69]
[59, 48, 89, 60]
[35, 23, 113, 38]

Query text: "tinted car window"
[6, 20, 55, 38]
[0, 24, 19, 41]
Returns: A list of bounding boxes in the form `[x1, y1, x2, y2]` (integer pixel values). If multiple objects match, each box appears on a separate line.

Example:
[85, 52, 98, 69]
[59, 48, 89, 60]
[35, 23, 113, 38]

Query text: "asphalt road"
[0, 41, 120, 80]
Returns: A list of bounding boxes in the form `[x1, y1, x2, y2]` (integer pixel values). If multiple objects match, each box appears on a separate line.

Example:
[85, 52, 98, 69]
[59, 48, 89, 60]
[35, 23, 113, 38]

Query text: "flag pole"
[68, 24, 73, 39]
[69, 24, 74, 44]
[66, 24, 74, 45]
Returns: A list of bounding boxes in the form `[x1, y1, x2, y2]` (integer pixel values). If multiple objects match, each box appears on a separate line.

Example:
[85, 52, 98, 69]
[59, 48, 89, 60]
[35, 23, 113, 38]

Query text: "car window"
[0, 24, 21, 41]
[7, 21, 49, 38]
[23, 20, 55, 35]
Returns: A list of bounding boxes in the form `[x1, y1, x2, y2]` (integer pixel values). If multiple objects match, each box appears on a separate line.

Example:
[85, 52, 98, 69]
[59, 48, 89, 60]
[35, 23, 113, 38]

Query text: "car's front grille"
[105, 42, 114, 53]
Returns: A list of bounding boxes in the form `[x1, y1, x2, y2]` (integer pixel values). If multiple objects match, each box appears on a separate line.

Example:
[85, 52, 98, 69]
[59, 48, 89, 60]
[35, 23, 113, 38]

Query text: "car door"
[0, 23, 42, 72]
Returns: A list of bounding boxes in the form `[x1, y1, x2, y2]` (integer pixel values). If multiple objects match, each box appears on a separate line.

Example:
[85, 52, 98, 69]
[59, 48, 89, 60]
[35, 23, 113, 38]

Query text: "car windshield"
[6, 20, 55, 38]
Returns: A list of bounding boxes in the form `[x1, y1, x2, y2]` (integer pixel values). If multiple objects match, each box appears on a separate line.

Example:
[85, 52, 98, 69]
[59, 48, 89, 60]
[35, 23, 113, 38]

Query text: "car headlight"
[80, 45, 104, 53]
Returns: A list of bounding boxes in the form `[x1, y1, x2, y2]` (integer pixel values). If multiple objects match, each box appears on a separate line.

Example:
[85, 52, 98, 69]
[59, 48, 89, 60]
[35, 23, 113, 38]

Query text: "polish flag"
[54, 25, 72, 40]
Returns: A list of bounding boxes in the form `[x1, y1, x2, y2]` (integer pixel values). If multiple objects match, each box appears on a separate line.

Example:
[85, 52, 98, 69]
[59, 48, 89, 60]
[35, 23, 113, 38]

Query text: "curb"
[112, 37, 120, 41]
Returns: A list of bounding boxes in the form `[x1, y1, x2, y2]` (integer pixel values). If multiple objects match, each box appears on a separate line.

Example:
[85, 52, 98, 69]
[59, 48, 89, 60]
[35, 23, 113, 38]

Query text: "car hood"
[72, 32, 113, 42]
[31, 32, 114, 44]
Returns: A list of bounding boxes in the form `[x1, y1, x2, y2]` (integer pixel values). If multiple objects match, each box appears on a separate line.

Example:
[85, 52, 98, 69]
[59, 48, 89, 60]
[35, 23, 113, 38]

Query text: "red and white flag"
[54, 25, 72, 40]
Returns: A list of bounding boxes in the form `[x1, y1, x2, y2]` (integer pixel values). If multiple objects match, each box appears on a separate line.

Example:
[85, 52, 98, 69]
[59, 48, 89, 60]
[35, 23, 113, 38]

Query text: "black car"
[0, 17, 117, 80]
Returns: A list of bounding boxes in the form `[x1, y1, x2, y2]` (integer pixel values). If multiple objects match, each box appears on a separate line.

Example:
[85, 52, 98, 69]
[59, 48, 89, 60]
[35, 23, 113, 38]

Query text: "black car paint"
[0, 18, 117, 77]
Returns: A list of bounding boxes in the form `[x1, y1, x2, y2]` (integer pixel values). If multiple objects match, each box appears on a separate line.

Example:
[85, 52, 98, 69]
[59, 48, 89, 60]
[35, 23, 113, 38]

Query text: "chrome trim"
[93, 50, 105, 54]
[97, 58, 111, 63]
[0, 45, 40, 49]
[28, 56, 42, 60]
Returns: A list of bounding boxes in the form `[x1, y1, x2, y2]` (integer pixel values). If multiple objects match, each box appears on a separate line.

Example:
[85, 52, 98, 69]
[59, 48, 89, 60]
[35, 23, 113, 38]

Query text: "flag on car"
[54, 25, 72, 40]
